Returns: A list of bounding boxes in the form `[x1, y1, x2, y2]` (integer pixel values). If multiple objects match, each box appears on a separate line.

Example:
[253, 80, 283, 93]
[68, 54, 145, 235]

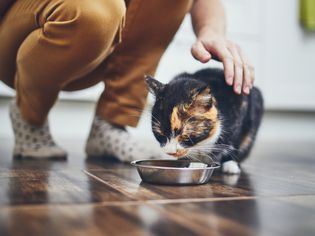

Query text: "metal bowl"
[131, 159, 220, 185]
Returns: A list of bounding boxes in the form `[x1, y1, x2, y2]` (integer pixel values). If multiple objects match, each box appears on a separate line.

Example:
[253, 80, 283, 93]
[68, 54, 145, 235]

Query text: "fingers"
[227, 43, 243, 94]
[204, 42, 234, 86]
[192, 38, 255, 96]
[236, 45, 255, 93]
[249, 65, 255, 88]
[191, 41, 212, 63]
[211, 41, 254, 95]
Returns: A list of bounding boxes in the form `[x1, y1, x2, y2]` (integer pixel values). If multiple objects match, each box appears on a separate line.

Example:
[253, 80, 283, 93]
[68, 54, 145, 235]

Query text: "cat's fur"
[146, 68, 264, 173]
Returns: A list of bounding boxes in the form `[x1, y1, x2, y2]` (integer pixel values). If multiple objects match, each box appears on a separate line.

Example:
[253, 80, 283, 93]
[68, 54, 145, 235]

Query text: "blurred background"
[1, 0, 315, 148]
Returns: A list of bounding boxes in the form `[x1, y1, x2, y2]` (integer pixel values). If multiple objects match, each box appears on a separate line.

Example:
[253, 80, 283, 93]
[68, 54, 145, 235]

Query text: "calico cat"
[146, 68, 264, 174]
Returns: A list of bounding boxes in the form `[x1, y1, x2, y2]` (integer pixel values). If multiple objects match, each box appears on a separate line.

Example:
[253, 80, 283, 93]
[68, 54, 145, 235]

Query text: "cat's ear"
[192, 87, 212, 107]
[145, 75, 165, 96]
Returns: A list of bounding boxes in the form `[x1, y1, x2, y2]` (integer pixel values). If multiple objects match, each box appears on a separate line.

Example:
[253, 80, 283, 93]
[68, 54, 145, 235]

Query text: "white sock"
[9, 100, 67, 159]
[85, 116, 161, 162]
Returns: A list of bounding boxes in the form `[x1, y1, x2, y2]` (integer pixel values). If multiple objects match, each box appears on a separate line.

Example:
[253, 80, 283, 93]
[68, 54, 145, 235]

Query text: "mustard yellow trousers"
[0, 0, 191, 126]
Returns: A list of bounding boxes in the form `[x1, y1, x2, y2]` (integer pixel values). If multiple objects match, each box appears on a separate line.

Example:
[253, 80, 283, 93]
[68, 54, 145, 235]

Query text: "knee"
[77, 0, 126, 38]
[50, 0, 126, 48]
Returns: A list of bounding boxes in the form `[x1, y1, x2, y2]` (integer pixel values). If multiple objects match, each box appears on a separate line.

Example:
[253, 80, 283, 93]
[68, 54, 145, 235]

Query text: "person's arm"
[190, 0, 254, 95]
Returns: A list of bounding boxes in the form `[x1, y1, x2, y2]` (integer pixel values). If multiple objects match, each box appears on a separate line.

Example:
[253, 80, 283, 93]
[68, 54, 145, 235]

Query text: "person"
[0, 0, 254, 160]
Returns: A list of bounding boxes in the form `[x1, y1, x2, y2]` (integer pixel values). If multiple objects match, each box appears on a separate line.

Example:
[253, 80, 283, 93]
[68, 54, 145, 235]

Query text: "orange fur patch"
[152, 123, 163, 135]
[204, 106, 218, 121]
[172, 93, 220, 140]
[209, 119, 220, 138]
[170, 107, 182, 131]
[240, 134, 252, 150]
[204, 104, 220, 138]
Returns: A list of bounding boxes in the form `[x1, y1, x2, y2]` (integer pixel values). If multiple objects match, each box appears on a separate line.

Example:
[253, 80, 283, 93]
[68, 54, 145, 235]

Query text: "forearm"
[190, 0, 254, 95]
[0, 0, 15, 18]
[190, 0, 226, 38]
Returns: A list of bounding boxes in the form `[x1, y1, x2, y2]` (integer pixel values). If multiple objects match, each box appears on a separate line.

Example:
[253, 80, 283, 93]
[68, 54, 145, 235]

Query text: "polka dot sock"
[9, 100, 67, 159]
[85, 116, 161, 162]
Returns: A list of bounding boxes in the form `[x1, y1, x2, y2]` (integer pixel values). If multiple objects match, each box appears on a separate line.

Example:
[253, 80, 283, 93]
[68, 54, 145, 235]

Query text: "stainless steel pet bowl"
[131, 159, 220, 185]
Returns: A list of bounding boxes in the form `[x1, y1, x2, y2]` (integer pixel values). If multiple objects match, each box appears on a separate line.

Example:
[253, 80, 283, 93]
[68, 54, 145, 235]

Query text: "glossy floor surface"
[0, 100, 315, 236]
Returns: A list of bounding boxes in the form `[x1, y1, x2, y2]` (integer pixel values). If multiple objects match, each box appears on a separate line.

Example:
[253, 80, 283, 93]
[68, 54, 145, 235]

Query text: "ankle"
[94, 115, 126, 131]
[20, 106, 47, 127]
[86, 116, 161, 161]
[9, 100, 67, 159]
[14, 101, 46, 126]
[109, 122, 126, 131]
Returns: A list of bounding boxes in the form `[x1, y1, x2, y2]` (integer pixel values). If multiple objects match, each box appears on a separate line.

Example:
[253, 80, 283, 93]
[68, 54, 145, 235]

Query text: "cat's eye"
[160, 142, 166, 147]
[174, 128, 182, 136]
[159, 138, 167, 147]
[156, 134, 167, 147]
[179, 136, 194, 147]
[183, 104, 190, 110]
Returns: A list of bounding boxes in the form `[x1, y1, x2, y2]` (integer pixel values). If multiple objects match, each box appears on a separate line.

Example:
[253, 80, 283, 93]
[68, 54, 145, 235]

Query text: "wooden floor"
[0, 114, 315, 236]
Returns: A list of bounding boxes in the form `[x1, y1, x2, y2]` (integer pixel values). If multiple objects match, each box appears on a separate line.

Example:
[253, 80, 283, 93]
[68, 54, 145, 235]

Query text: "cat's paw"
[222, 160, 241, 174]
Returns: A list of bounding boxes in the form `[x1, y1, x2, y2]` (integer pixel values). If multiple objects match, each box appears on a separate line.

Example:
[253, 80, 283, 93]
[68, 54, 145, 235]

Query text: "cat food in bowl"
[131, 159, 220, 185]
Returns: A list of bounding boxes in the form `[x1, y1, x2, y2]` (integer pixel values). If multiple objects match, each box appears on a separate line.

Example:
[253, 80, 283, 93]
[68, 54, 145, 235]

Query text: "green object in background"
[300, 0, 315, 31]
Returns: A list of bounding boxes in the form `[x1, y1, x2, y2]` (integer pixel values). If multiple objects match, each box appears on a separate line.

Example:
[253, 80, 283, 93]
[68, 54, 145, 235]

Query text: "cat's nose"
[167, 150, 187, 157]
[167, 152, 177, 156]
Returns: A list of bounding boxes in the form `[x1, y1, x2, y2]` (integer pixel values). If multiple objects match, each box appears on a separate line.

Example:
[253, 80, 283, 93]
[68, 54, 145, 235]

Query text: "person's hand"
[191, 30, 254, 95]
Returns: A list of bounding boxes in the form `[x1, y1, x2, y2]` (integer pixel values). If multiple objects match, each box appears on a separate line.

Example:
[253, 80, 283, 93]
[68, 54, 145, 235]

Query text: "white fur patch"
[208, 122, 222, 145]
[223, 174, 240, 186]
[222, 160, 241, 174]
[163, 138, 178, 154]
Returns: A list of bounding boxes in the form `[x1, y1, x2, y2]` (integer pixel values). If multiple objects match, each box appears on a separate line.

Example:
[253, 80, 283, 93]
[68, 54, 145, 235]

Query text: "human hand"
[191, 30, 254, 95]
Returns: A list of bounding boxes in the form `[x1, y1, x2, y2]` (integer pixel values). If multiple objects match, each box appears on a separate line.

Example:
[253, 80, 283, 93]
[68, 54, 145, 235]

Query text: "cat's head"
[146, 74, 221, 158]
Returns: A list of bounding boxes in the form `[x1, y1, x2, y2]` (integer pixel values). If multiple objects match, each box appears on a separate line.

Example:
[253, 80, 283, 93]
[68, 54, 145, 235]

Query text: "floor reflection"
[6, 159, 57, 205]
[2, 148, 313, 235]
[84, 156, 262, 235]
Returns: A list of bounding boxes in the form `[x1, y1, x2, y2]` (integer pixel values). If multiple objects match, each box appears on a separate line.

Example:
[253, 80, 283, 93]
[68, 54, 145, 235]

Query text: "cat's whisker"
[188, 144, 237, 163]
[188, 149, 216, 162]
[151, 114, 160, 124]
[196, 142, 235, 149]
[227, 152, 240, 161]
[188, 148, 217, 152]
[190, 150, 217, 163]
[214, 146, 235, 151]
[187, 135, 194, 145]
[152, 120, 161, 126]
[195, 144, 239, 162]
[185, 154, 203, 163]
[183, 116, 196, 126]
[189, 145, 228, 150]
[151, 120, 160, 125]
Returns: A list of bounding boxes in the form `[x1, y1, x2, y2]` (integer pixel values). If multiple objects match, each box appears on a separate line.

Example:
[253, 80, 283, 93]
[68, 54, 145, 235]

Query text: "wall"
[1, 0, 314, 110]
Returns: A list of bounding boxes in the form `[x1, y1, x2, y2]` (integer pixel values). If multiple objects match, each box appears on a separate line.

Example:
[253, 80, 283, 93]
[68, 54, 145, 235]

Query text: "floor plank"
[1, 196, 314, 236]
[0, 169, 132, 205]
